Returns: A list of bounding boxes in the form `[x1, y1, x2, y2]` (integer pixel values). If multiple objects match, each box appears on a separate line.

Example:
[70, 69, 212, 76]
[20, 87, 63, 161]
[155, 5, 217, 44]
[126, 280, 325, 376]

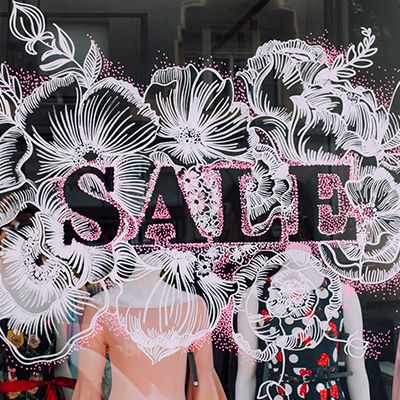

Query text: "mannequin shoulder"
[341, 283, 362, 316]
[90, 288, 113, 306]
[342, 283, 358, 303]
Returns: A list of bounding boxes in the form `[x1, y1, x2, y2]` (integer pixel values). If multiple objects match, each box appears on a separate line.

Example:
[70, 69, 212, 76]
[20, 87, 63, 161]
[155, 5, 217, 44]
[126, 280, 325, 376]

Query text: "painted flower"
[300, 77, 400, 169]
[145, 64, 249, 165]
[266, 269, 317, 320]
[233, 250, 342, 362]
[196, 261, 213, 278]
[0, 182, 113, 337]
[238, 39, 327, 115]
[345, 168, 400, 245]
[332, 83, 400, 161]
[243, 146, 291, 234]
[240, 31, 386, 166]
[180, 169, 200, 191]
[1, 214, 89, 335]
[230, 247, 245, 263]
[115, 244, 236, 363]
[6, 330, 24, 348]
[186, 191, 206, 214]
[0, 193, 115, 362]
[319, 233, 400, 283]
[15, 76, 157, 219]
[27, 334, 41, 349]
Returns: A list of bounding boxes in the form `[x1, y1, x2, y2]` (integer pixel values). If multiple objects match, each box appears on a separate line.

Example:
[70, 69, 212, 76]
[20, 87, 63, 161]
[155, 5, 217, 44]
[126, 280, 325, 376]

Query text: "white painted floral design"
[243, 146, 292, 234]
[178, 166, 222, 237]
[0, 213, 90, 334]
[233, 249, 343, 362]
[238, 39, 327, 115]
[145, 64, 249, 165]
[0, 64, 36, 225]
[346, 168, 400, 245]
[114, 245, 236, 363]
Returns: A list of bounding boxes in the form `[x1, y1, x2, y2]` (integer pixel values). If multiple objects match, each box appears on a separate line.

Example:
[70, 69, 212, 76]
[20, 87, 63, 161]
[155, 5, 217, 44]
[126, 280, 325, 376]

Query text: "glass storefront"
[0, 1, 399, 399]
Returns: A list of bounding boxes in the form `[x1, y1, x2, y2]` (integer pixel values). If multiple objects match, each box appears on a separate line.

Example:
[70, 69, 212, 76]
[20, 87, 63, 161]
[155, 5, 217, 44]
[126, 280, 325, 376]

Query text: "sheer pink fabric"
[71, 302, 226, 400]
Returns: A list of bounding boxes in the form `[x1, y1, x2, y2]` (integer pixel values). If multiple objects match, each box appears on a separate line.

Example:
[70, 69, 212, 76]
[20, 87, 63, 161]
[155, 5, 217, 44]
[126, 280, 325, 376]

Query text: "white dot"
[292, 327, 303, 335]
[289, 354, 299, 363]
[320, 321, 329, 330]
[316, 383, 325, 392]
[319, 288, 329, 299]
[333, 347, 338, 362]
[285, 317, 294, 325]
[284, 384, 292, 395]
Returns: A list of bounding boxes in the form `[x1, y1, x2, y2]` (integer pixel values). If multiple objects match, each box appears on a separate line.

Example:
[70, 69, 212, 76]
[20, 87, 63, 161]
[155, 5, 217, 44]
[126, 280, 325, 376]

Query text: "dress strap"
[188, 352, 199, 387]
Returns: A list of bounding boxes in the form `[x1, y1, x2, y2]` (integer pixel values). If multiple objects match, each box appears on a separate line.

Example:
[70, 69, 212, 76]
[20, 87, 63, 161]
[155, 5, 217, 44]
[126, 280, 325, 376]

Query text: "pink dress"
[71, 301, 226, 400]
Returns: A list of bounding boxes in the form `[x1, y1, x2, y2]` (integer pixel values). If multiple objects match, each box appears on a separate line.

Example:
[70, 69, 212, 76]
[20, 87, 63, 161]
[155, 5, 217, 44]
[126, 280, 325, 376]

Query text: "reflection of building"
[0, 0, 348, 81]
[175, 0, 298, 71]
[0, 0, 183, 84]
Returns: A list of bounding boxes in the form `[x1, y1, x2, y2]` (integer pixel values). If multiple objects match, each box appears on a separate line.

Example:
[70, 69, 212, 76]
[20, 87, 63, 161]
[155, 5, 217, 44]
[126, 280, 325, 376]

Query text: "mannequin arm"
[342, 285, 370, 400]
[71, 305, 107, 400]
[235, 291, 258, 400]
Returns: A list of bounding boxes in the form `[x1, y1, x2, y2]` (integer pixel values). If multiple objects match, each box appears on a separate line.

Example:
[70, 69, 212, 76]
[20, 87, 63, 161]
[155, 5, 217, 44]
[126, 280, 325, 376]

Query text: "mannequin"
[235, 243, 370, 400]
[72, 251, 226, 400]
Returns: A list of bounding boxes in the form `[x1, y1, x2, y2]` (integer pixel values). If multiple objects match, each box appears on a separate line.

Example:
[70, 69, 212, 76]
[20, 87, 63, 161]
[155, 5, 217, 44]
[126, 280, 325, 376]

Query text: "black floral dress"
[264, 279, 348, 400]
[0, 321, 57, 400]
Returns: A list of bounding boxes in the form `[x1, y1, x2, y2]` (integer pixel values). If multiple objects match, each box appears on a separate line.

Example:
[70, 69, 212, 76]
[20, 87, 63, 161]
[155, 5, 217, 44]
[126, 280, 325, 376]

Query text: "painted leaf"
[83, 41, 102, 84]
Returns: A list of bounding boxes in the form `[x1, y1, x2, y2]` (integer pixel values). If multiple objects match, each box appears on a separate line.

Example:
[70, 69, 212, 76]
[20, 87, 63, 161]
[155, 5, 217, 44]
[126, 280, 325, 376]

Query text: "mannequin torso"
[72, 260, 226, 400]
[235, 244, 370, 400]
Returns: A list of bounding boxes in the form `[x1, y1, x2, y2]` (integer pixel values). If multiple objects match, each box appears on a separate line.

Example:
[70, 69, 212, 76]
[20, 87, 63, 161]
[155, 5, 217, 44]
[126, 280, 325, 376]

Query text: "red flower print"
[328, 321, 338, 336]
[299, 383, 307, 398]
[330, 384, 339, 399]
[261, 309, 272, 322]
[317, 353, 329, 366]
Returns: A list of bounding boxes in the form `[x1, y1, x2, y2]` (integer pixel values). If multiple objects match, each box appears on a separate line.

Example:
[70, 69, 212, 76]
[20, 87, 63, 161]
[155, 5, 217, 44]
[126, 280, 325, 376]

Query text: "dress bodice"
[72, 298, 226, 400]
[263, 278, 347, 400]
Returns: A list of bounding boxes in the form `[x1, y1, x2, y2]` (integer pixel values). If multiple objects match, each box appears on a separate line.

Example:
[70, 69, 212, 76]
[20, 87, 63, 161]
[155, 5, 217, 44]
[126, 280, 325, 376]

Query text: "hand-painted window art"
[0, 0, 399, 391]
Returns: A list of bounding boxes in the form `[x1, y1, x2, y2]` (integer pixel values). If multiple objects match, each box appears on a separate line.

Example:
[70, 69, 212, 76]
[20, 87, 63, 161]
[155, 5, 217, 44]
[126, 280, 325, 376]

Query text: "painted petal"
[0, 128, 32, 191]
[0, 182, 36, 226]
[112, 154, 152, 218]
[145, 65, 197, 126]
[0, 217, 89, 334]
[189, 68, 234, 125]
[81, 78, 157, 155]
